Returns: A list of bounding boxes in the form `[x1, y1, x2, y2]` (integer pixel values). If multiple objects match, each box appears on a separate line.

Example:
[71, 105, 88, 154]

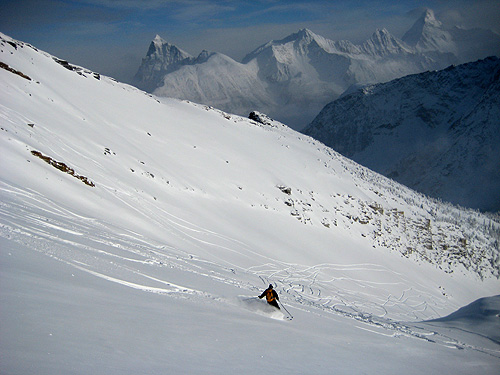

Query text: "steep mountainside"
[303, 57, 500, 212]
[1, 33, 500, 374]
[133, 9, 500, 129]
[402, 9, 457, 53]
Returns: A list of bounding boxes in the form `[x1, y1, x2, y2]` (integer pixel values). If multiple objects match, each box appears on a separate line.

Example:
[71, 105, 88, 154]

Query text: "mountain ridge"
[303, 56, 500, 212]
[133, 9, 500, 129]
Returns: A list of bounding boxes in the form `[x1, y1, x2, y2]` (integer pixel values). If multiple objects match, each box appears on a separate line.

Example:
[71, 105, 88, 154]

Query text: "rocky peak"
[295, 28, 316, 41]
[421, 8, 441, 27]
[362, 28, 409, 56]
[133, 35, 193, 91]
[194, 50, 213, 64]
[402, 9, 455, 53]
[145, 35, 191, 63]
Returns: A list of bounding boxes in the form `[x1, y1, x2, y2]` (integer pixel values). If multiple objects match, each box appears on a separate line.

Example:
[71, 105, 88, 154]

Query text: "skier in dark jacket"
[259, 284, 280, 309]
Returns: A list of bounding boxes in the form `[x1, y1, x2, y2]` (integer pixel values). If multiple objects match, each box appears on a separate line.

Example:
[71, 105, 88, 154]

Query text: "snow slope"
[303, 57, 500, 212]
[1, 33, 500, 374]
[134, 9, 500, 129]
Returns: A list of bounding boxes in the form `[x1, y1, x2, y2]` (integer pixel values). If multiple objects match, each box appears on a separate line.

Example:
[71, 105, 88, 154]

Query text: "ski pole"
[278, 300, 293, 319]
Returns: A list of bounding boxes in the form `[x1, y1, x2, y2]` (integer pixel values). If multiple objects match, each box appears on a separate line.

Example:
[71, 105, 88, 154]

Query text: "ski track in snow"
[2, 181, 498, 358]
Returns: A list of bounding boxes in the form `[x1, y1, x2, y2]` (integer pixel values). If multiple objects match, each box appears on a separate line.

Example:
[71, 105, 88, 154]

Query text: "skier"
[259, 284, 280, 309]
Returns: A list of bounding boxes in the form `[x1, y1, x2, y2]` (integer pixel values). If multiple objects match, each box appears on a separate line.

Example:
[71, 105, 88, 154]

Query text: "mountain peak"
[153, 34, 166, 45]
[374, 28, 390, 35]
[370, 28, 393, 42]
[362, 28, 409, 56]
[276, 28, 320, 46]
[296, 28, 316, 39]
[194, 49, 213, 64]
[134, 35, 193, 90]
[146, 35, 191, 59]
[421, 8, 441, 27]
[241, 28, 323, 63]
[402, 8, 455, 52]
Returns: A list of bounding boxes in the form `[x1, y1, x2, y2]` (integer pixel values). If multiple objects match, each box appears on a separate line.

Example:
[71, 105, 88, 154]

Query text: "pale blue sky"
[1, 0, 499, 82]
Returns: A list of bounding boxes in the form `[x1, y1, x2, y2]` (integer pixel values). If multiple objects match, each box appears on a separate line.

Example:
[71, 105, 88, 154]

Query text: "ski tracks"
[1, 181, 498, 358]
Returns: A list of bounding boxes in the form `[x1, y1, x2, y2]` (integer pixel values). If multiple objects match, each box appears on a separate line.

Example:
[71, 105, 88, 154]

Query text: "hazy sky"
[1, 0, 499, 83]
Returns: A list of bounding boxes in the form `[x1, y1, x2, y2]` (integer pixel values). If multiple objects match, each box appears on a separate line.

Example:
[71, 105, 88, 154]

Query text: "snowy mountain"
[133, 9, 500, 129]
[153, 51, 272, 118]
[133, 34, 193, 92]
[2, 33, 500, 374]
[402, 9, 500, 62]
[303, 57, 500, 213]
[402, 9, 457, 54]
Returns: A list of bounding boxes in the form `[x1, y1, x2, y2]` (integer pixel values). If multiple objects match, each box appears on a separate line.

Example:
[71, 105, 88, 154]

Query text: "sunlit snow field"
[1, 32, 499, 374]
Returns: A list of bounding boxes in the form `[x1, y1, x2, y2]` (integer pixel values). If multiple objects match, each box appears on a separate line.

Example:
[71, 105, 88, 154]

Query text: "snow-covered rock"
[1, 33, 500, 374]
[402, 9, 457, 54]
[133, 34, 193, 92]
[303, 57, 500, 212]
[133, 9, 500, 129]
